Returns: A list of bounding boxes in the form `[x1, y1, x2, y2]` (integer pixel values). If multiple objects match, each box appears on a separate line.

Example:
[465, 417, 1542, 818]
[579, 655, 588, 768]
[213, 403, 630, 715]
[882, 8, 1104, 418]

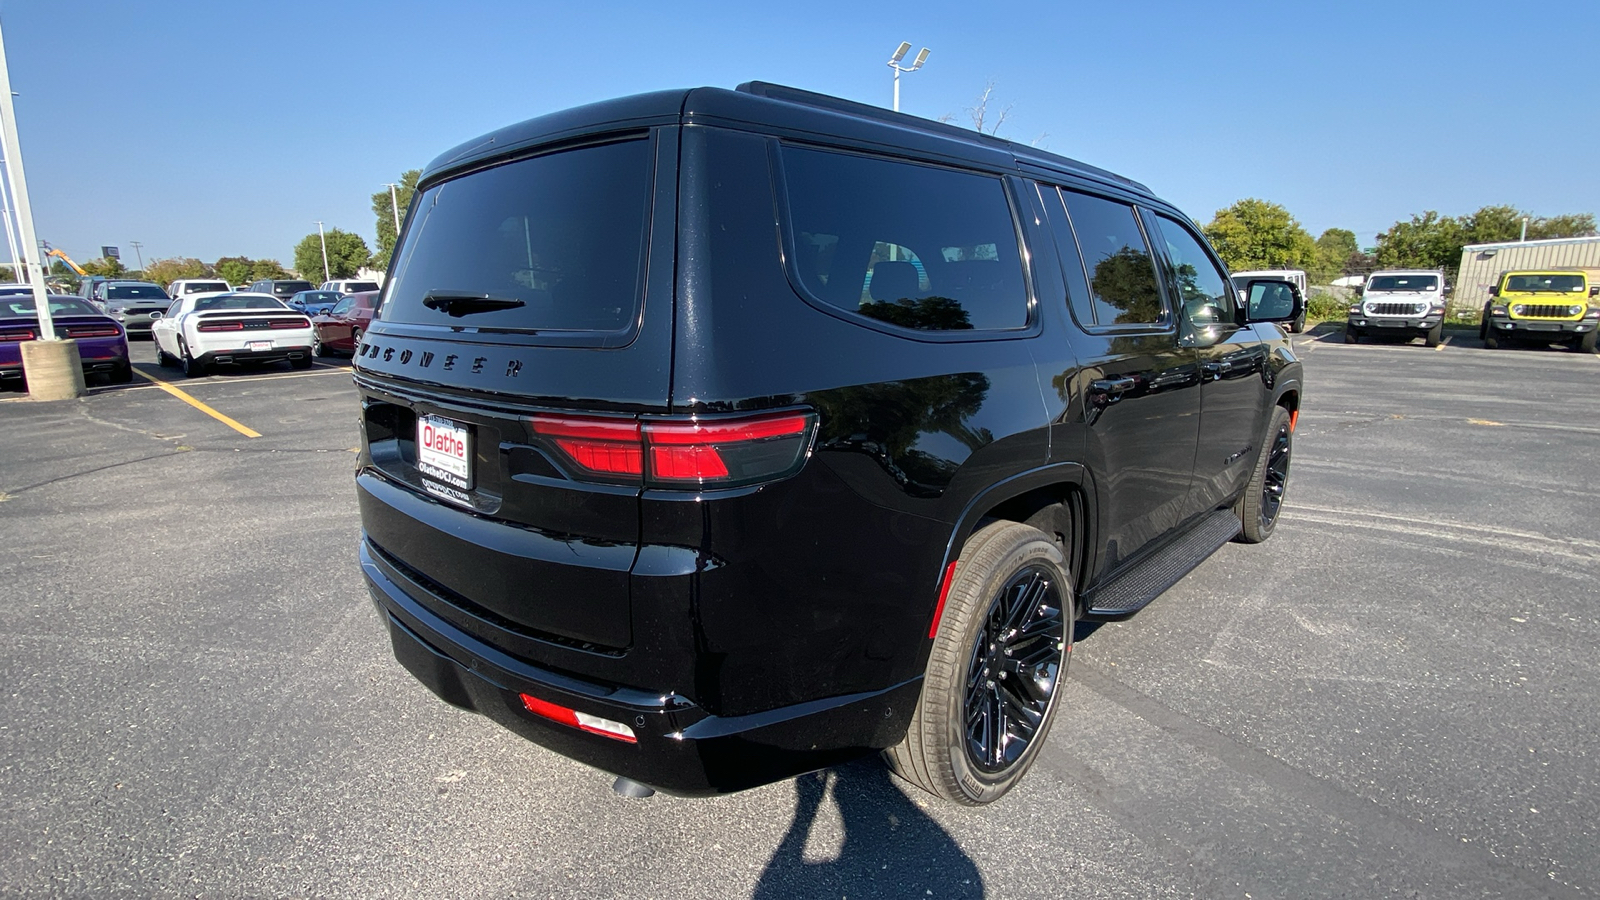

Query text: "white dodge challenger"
[151, 292, 316, 378]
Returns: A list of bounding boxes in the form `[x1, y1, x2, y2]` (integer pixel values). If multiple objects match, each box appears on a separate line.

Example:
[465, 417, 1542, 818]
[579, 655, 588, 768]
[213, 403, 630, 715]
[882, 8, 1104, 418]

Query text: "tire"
[1424, 322, 1443, 348]
[1343, 325, 1359, 344]
[885, 521, 1073, 806]
[350, 327, 363, 356]
[181, 344, 207, 378]
[155, 342, 176, 367]
[1577, 330, 1598, 353]
[312, 331, 328, 357]
[1483, 330, 1499, 350]
[1479, 305, 1491, 341]
[1234, 405, 1293, 544]
[109, 362, 133, 384]
[1289, 311, 1307, 334]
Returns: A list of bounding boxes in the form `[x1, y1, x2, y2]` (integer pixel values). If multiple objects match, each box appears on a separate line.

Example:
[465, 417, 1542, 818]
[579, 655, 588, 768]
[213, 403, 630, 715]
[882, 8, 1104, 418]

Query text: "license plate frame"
[417, 414, 473, 492]
[245, 340, 272, 351]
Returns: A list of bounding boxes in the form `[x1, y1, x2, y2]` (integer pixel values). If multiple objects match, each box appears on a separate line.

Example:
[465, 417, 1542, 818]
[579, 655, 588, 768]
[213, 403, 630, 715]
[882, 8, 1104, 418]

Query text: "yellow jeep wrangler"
[1480, 269, 1600, 352]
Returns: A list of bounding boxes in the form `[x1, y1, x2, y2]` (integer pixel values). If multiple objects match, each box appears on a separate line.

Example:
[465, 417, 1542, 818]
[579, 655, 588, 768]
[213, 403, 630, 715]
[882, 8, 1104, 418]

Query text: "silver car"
[99, 281, 171, 338]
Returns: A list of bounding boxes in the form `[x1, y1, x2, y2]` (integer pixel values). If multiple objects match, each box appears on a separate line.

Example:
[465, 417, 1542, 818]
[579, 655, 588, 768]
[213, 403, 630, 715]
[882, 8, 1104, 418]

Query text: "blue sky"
[7, 0, 1598, 270]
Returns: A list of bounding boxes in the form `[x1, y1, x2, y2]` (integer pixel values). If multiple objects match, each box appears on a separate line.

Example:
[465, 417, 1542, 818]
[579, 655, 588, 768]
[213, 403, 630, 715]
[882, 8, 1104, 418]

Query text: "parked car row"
[1343, 267, 1599, 352]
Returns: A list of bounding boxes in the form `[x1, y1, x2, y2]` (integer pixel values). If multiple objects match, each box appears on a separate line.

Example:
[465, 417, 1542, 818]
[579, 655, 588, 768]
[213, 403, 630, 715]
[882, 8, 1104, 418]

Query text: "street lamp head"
[889, 41, 911, 65]
[910, 47, 930, 70]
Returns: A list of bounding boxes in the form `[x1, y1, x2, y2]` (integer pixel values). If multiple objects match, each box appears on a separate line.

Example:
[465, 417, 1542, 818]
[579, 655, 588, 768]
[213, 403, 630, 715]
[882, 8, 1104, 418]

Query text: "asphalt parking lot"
[2, 330, 1597, 899]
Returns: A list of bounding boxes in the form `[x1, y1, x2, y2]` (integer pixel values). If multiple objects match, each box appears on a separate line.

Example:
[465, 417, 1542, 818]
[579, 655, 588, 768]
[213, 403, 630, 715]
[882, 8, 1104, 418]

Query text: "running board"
[1082, 510, 1241, 618]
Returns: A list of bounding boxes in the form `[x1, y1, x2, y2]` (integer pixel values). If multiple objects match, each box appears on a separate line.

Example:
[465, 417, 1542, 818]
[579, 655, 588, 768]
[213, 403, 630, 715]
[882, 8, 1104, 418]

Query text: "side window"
[166, 300, 182, 318]
[330, 297, 354, 316]
[1148, 214, 1233, 328]
[781, 145, 1028, 332]
[1059, 190, 1167, 328]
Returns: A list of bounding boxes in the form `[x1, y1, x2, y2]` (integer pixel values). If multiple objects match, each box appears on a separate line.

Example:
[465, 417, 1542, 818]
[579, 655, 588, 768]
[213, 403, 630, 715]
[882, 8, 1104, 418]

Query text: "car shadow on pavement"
[752, 759, 984, 899]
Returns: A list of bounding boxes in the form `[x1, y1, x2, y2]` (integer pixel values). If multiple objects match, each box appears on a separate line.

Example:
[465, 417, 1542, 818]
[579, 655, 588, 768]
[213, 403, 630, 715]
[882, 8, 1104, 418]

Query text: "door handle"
[1089, 376, 1138, 405]
[1202, 360, 1231, 378]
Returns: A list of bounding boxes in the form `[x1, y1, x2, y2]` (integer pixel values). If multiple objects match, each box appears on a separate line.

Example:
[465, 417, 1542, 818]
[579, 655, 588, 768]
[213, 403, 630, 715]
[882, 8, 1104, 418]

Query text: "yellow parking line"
[135, 370, 261, 438]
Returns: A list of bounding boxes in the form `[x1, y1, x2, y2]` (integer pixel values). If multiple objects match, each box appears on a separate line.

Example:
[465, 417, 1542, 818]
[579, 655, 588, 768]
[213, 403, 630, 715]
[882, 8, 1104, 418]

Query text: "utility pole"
[0, 154, 21, 282]
[1519, 217, 1529, 242]
[129, 240, 144, 271]
[315, 220, 330, 282]
[0, 17, 85, 400]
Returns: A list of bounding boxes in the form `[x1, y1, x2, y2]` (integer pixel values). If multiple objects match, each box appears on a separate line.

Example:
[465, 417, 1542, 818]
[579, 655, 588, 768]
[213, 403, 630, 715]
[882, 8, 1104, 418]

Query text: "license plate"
[1376, 320, 1406, 327]
[417, 415, 472, 490]
[1525, 323, 1559, 331]
[246, 340, 272, 351]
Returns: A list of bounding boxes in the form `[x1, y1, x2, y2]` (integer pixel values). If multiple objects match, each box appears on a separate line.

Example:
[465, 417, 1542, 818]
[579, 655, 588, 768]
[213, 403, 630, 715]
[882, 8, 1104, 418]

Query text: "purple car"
[0, 294, 132, 387]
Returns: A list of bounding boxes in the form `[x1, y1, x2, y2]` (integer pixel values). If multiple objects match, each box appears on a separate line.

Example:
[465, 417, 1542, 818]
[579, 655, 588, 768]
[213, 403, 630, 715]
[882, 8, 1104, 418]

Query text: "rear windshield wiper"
[422, 291, 526, 317]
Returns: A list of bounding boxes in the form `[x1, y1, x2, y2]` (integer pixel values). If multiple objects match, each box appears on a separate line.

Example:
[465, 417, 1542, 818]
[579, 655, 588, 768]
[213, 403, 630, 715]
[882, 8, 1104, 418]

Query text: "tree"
[370, 169, 420, 271]
[965, 81, 1011, 136]
[1310, 228, 1357, 283]
[1202, 199, 1316, 272]
[1375, 206, 1596, 279]
[294, 228, 371, 281]
[80, 256, 127, 278]
[143, 257, 210, 286]
[214, 256, 289, 286]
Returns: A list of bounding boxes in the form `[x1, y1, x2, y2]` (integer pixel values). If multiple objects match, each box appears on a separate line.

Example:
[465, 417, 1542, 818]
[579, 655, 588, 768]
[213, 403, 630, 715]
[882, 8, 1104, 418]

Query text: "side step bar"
[1082, 510, 1241, 618]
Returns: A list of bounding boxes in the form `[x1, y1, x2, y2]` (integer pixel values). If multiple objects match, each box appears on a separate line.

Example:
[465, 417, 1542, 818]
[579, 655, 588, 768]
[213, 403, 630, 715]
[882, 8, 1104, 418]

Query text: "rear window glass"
[1, 296, 100, 318]
[194, 296, 288, 312]
[106, 284, 169, 300]
[781, 145, 1027, 332]
[383, 137, 653, 333]
[272, 282, 314, 294]
[341, 282, 380, 293]
[181, 282, 228, 294]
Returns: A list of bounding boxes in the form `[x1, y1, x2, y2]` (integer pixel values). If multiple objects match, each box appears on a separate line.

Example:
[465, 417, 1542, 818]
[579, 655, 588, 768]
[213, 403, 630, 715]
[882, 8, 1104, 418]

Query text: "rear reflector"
[0, 328, 35, 342]
[519, 693, 637, 743]
[929, 561, 959, 639]
[197, 321, 245, 332]
[530, 410, 815, 488]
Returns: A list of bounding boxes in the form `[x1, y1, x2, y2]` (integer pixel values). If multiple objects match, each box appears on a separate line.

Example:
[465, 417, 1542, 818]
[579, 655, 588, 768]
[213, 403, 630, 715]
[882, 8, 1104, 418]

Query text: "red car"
[311, 291, 379, 357]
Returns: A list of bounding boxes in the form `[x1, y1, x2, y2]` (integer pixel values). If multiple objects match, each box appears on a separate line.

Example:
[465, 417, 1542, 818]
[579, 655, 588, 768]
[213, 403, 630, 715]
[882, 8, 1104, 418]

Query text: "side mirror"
[1243, 279, 1303, 325]
[148, 311, 162, 319]
[1488, 285, 1500, 297]
[1590, 286, 1598, 297]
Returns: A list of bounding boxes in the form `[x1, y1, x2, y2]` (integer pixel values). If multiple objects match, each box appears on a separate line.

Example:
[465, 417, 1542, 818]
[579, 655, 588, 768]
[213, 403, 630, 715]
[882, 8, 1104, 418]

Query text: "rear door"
[1041, 186, 1202, 579]
[354, 128, 677, 652]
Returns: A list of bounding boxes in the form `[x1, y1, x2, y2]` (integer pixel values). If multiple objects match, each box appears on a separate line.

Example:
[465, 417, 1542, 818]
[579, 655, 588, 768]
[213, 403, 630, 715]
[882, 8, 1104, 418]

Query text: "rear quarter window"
[381, 136, 653, 334]
[779, 145, 1028, 333]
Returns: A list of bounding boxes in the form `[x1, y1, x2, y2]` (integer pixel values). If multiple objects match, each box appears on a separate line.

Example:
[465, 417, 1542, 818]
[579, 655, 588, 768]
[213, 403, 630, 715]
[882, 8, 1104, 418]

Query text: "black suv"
[247, 279, 315, 303]
[353, 83, 1304, 805]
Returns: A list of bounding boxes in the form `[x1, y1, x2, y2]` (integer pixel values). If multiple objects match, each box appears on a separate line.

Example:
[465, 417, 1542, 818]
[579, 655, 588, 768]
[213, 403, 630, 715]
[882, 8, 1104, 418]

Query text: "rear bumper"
[196, 346, 311, 366]
[360, 538, 921, 796]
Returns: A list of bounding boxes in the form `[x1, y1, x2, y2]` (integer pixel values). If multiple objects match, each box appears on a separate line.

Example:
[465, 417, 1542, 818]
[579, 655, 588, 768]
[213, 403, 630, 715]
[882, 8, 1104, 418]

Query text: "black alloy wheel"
[885, 520, 1074, 805]
[312, 331, 326, 357]
[1236, 404, 1293, 543]
[963, 565, 1066, 773]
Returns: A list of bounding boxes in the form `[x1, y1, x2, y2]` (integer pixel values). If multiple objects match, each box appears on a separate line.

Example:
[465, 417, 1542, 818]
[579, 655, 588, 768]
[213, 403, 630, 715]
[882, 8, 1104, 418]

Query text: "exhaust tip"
[612, 776, 655, 799]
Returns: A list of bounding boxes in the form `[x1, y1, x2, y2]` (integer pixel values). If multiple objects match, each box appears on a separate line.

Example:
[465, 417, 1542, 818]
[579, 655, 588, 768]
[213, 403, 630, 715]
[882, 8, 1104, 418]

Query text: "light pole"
[385, 183, 402, 235]
[887, 41, 930, 113]
[315, 220, 330, 282]
[0, 17, 83, 399]
[129, 240, 144, 271]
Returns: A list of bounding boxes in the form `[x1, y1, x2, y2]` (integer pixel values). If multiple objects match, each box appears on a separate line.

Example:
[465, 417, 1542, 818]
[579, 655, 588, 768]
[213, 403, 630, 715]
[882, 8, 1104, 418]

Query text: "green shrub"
[1306, 290, 1349, 322]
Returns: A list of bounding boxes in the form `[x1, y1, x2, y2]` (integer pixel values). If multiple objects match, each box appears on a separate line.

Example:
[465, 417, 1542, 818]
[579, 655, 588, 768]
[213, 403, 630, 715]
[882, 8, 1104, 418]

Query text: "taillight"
[0, 328, 35, 342]
[529, 410, 816, 488]
[197, 321, 244, 332]
[268, 318, 310, 329]
[62, 325, 122, 338]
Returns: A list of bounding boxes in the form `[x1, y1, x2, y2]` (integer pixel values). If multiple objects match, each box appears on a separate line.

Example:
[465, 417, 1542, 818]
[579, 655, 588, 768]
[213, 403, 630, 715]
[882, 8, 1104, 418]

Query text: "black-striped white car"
[151, 292, 315, 378]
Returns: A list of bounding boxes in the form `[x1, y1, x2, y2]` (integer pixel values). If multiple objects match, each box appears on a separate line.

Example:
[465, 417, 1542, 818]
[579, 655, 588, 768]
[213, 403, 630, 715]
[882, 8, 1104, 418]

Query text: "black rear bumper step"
[1083, 510, 1241, 618]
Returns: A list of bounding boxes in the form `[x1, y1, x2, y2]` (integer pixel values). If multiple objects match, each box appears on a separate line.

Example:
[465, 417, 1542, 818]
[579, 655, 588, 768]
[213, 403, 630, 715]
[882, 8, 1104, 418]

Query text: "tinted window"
[183, 282, 228, 294]
[383, 138, 652, 333]
[342, 282, 380, 293]
[330, 298, 354, 316]
[273, 281, 314, 295]
[1367, 275, 1438, 292]
[1060, 191, 1166, 327]
[1504, 273, 1584, 292]
[193, 296, 288, 312]
[0, 296, 101, 318]
[1149, 215, 1233, 327]
[782, 145, 1027, 331]
[106, 284, 169, 300]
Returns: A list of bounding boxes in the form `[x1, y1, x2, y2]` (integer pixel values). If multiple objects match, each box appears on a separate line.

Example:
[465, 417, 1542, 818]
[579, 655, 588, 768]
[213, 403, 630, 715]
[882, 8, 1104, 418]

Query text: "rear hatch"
[354, 129, 676, 655]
